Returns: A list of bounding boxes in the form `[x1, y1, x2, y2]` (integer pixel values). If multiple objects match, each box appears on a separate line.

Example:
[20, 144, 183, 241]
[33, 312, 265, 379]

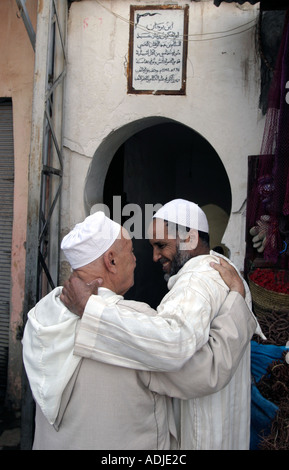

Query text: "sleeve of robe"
[74, 289, 258, 375]
[146, 291, 257, 399]
[74, 270, 228, 371]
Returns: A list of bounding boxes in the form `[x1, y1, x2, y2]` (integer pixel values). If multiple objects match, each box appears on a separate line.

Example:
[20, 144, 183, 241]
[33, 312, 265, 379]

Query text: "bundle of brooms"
[252, 310, 289, 450]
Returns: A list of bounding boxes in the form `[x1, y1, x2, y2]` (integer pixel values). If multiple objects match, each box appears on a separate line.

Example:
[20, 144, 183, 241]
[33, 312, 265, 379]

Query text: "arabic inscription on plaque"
[128, 6, 188, 95]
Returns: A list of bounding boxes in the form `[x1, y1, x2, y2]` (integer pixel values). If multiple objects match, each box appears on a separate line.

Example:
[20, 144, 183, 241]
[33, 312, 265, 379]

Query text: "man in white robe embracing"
[23, 210, 260, 450]
[61, 200, 264, 450]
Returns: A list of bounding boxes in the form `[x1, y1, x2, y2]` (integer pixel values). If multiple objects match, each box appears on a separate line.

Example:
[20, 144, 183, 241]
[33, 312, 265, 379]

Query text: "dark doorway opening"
[104, 122, 231, 308]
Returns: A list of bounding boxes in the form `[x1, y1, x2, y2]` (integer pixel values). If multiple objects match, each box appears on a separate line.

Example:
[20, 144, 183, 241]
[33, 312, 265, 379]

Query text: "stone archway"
[85, 118, 231, 307]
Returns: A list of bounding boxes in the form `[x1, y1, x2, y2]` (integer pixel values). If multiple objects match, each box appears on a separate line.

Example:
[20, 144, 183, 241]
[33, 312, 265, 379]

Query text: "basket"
[248, 269, 289, 315]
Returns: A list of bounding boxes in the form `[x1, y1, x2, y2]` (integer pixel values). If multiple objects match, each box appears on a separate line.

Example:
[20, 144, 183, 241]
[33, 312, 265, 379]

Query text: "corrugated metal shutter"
[0, 99, 14, 400]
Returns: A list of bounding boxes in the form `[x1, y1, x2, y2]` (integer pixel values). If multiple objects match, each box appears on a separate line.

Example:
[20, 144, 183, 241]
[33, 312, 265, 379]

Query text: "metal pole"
[15, 0, 36, 50]
[47, 0, 66, 288]
[20, 0, 67, 449]
[21, 0, 51, 450]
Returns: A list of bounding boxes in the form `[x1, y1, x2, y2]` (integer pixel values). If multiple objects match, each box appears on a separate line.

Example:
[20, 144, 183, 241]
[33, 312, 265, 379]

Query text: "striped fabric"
[179, 347, 251, 449]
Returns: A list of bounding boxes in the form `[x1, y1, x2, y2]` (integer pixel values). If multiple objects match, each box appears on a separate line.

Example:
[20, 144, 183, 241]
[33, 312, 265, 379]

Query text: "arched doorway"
[85, 119, 231, 308]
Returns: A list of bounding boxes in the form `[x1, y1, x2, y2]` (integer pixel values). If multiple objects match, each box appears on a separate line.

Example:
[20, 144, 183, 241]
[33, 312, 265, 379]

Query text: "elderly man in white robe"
[22, 210, 260, 450]
[61, 200, 264, 450]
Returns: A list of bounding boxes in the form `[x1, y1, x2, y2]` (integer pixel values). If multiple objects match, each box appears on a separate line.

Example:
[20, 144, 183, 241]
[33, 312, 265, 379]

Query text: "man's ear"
[189, 229, 199, 250]
[103, 250, 117, 273]
[180, 229, 198, 251]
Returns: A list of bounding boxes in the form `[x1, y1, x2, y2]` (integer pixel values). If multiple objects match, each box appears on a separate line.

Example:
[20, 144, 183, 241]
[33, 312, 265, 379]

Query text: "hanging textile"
[247, 11, 289, 263]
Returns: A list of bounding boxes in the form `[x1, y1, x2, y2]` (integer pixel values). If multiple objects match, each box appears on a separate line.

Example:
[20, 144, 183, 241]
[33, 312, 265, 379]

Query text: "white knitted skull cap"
[61, 211, 121, 269]
[153, 199, 209, 233]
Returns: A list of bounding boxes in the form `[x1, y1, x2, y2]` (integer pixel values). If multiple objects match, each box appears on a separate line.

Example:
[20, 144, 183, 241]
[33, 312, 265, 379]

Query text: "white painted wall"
[62, 0, 265, 271]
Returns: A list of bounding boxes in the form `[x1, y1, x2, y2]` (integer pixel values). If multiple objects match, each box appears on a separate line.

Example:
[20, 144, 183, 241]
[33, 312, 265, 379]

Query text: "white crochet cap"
[61, 212, 121, 269]
[153, 199, 209, 233]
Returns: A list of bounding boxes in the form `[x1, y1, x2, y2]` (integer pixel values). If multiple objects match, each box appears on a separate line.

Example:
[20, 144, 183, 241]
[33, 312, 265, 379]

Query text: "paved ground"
[0, 404, 21, 450]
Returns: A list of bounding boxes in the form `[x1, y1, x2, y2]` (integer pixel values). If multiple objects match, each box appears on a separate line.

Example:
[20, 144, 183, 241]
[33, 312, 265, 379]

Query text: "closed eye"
[155, 242, 166, 249]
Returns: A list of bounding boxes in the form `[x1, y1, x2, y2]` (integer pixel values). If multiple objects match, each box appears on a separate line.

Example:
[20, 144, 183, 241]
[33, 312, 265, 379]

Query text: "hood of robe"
[22, 287, 81, 425]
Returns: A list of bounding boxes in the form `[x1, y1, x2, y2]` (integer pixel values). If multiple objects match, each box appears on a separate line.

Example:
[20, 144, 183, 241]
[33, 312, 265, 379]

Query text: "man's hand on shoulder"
[210, 257, 245, 298]
[60, 275, 102, 317]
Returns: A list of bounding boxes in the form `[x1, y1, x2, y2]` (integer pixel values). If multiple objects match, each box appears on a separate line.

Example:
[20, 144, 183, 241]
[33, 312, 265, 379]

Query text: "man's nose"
[152, 247, 162, 263]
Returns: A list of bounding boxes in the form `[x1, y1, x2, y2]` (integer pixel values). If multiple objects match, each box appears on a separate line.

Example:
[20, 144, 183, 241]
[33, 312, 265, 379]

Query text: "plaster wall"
[62, 0, 265, 271]
[0, 0, 37, 407]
